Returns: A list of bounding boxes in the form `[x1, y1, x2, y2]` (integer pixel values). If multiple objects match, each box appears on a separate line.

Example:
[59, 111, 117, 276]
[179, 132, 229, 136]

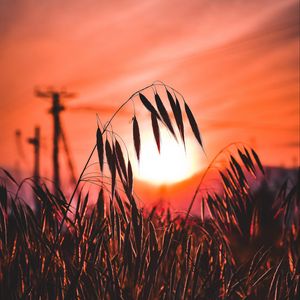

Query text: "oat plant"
[0, 82, 299, 299]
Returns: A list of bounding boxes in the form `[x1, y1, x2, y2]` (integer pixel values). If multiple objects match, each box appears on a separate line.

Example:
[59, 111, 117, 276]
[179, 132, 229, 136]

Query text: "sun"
[136, 130, 200, 185]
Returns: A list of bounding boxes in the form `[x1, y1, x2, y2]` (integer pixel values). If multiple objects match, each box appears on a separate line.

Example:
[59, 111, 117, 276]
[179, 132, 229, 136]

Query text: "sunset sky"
[0, 0, 299, 191]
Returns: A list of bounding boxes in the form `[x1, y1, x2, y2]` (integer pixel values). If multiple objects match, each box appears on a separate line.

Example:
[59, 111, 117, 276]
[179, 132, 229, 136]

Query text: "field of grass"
[0, 83, 299, 299]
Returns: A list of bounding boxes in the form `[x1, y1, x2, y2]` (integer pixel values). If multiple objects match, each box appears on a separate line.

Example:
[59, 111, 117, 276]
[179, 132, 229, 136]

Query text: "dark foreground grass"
[0, 83, 299, 299]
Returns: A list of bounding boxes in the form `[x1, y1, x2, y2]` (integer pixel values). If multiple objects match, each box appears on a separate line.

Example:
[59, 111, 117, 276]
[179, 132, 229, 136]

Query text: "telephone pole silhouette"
[35, 89, 76, 195]
[28, 126, 41, 216]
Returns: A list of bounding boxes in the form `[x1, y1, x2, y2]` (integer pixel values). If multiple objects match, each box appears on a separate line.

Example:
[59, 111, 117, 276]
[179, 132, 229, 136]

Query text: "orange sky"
[0, 0, 299, 189]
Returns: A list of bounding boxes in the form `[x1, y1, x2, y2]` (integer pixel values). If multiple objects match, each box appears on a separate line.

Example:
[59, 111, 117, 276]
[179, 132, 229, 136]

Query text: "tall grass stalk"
[0, 83, 299, 299]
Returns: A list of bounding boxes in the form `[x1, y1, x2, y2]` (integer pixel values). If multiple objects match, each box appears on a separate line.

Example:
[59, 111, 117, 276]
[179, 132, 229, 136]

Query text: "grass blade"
[184, 101, 203, 147]
[133, 116, 140, 161]
[151, 112, 160, 152]
[96, 127, 104, 172]
[155, 92, 175, 137]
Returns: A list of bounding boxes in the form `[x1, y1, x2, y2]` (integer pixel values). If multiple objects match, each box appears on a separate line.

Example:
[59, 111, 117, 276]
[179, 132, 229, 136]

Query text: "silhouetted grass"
[0, 83, 299, 299]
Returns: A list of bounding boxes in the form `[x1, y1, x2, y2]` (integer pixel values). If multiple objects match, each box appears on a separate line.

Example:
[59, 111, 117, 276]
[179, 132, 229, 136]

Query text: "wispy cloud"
[0, 0, 298, 170]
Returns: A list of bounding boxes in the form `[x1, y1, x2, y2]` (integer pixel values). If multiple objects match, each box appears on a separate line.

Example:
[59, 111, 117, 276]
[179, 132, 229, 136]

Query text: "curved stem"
[47, 81, 212, 276]
[49, 82, 160, 265]
[183, 142, 244, 226]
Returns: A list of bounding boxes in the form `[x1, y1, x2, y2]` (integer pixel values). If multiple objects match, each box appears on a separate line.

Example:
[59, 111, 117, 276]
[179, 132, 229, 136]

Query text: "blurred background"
[0, 0, 299, 208]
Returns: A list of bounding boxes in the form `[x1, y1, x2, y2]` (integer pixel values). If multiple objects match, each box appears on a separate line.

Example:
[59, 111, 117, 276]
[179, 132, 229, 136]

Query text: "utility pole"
[51, 92, 64, 194]
[28, 126, 41, 217]
[14, 129, 23, 180]
[35, 89, 75, 195]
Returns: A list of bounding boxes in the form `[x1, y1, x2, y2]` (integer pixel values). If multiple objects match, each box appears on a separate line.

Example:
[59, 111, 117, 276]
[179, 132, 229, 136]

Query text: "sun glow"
[137, 130, 199, 185]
